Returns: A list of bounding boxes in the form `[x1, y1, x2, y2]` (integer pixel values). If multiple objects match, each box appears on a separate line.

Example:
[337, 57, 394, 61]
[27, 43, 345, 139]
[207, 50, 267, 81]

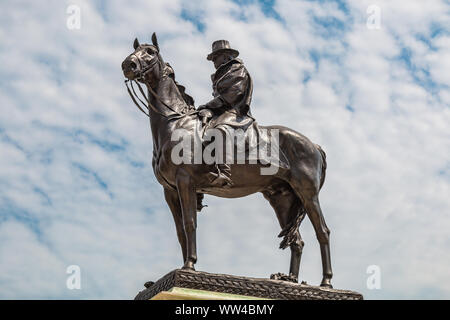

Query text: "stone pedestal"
[135, 269, 363, 300]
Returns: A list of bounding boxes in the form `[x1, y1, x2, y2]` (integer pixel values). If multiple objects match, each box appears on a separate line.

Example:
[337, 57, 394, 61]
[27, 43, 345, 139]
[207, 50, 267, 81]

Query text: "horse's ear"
[151, 32, 159, 51]
[133, 38, 140, 50]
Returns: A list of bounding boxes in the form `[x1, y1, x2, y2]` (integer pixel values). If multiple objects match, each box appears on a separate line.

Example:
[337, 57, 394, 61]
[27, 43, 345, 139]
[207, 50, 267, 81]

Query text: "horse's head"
[122, 33, 195, 118]
[121, 33, 164, 86]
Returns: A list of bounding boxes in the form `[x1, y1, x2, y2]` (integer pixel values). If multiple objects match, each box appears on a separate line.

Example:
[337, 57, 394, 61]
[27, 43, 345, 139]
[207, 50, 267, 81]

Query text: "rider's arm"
[204, 96, 227, 109]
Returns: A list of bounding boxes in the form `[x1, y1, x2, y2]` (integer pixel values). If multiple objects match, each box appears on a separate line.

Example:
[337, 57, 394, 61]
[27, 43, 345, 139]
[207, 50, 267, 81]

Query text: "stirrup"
[211, 174, 233, 188]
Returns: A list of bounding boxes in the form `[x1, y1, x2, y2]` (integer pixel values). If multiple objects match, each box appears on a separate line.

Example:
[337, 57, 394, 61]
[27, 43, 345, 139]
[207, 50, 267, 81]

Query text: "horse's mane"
[165, 62, 195, 110]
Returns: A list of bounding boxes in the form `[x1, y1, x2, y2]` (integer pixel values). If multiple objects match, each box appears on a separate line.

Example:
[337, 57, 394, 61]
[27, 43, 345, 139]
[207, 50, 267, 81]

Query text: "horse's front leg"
[176, 168, 197, 270]
[164, 188, 186, 263]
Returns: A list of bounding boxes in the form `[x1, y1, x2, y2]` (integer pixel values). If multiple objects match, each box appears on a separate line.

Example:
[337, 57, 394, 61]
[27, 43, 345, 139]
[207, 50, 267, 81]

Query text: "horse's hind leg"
[263, 185, 305, 282]
[290, 178, 333, 287]
[305, 195, 332, 287]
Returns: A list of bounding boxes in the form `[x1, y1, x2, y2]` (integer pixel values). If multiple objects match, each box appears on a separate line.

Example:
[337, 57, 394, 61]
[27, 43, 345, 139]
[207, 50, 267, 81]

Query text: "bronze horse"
[121, 34, 333, 287]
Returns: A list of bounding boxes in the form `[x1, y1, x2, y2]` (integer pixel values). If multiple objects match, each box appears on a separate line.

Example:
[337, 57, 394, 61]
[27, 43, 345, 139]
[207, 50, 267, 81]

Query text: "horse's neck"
[155, 76, 186, 113]
[148, 76, 187, 155]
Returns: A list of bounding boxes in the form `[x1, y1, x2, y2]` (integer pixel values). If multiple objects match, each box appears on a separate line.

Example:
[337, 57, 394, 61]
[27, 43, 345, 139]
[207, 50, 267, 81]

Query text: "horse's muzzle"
[122, 55, 140, 80]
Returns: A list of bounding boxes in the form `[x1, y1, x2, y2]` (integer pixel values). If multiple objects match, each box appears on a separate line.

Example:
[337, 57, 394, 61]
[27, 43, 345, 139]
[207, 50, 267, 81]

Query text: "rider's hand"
[199, 108, 213, 119]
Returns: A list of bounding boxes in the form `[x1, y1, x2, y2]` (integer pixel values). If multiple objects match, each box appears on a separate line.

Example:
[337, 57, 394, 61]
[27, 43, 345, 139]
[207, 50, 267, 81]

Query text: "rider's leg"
[211, 126, 233, 187]
[202, 124, 233, 188]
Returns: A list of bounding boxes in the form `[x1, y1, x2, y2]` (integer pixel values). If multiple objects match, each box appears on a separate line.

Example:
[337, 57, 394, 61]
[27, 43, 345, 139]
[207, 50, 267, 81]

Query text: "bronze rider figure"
[198, 40, 254, 187]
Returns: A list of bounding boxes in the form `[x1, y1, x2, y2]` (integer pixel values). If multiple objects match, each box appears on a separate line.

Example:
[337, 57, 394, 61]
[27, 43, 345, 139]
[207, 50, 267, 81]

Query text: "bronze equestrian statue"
[121, 33, 333, 287]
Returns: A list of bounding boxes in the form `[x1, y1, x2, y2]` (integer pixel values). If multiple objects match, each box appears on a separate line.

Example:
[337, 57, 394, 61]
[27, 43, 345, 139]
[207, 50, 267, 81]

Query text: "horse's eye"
[146, 48, 153, 55]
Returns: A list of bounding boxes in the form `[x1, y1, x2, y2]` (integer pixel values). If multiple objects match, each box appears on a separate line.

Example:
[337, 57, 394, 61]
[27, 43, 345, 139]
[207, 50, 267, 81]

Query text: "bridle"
[124, 51, 193, 119]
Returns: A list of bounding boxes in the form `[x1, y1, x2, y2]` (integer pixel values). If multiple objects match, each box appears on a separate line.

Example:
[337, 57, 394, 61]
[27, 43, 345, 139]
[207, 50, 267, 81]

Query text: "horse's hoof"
[270, 272, 298, 283]
[182, 266, 195, 271]
[182, 262, 195, 271]
[320, 279, 333, 288]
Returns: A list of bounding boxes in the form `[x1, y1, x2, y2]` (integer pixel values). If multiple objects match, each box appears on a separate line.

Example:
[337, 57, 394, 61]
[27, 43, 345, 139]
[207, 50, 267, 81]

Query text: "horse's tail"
[316, 144, 327, 190]
[278, 204, 306, 249]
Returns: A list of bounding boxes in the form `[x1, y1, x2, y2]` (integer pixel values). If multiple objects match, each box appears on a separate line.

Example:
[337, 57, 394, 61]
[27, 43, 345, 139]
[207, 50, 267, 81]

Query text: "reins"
[125, 79, 150, 117]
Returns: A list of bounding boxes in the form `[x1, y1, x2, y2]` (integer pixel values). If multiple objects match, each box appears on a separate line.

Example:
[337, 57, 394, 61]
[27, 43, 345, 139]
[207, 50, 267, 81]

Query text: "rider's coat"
[205, 58, 254, 131]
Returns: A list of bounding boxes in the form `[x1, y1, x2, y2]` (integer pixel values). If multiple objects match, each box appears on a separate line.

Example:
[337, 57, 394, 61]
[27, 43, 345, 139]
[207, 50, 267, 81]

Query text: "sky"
[0, 0, 449, 299]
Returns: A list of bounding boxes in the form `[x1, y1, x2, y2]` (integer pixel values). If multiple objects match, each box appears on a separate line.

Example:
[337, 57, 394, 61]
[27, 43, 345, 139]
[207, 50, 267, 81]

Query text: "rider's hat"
[207, 40, 239, 61]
